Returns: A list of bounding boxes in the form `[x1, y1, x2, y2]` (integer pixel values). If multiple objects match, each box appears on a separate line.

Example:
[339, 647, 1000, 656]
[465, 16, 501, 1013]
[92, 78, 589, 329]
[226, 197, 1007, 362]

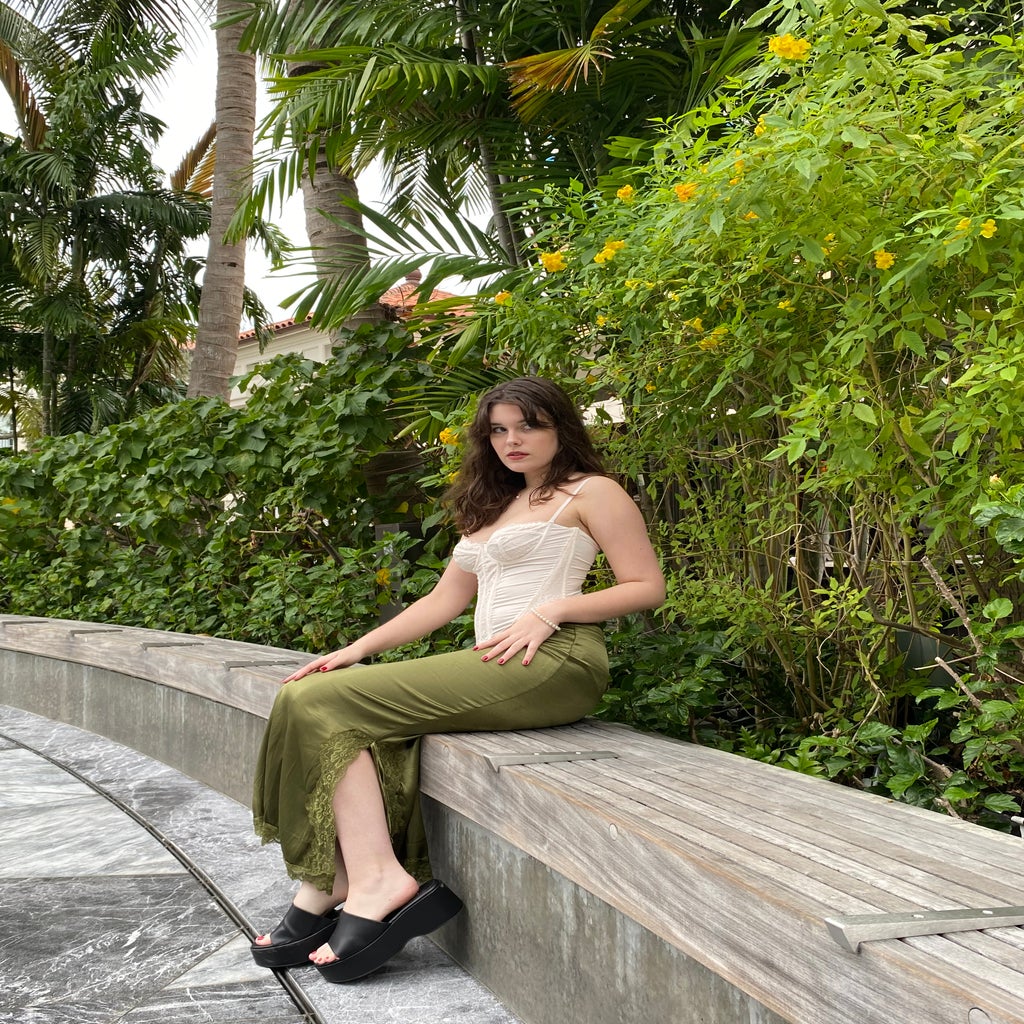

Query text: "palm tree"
[0, 2, 213, 434]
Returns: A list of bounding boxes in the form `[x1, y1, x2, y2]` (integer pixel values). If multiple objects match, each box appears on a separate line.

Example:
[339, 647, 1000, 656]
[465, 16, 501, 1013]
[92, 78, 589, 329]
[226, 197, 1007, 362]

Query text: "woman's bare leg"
[254, 838, 349, 944]
[309, 749, 418, 965]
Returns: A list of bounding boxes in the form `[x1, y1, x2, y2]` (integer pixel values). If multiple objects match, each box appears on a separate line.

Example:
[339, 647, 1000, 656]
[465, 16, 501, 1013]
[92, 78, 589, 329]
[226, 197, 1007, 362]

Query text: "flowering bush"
[486, 0, 1024, 824]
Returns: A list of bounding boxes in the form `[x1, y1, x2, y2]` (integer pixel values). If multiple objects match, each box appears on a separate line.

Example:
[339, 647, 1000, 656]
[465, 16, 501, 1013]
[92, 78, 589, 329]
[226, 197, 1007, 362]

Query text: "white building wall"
[229, 320, 332, 407]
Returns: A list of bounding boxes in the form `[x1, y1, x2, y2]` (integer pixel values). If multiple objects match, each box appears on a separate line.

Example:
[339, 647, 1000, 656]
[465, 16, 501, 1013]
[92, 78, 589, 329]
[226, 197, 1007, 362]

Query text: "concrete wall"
[0, 648, 265, 805]
[423, 798, 787, 1024]
[0, 616, 791, 1024]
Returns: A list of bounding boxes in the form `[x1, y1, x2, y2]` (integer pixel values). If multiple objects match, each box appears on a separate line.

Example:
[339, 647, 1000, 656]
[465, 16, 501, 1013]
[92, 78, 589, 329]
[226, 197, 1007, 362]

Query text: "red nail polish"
[319, 666, 327, 671]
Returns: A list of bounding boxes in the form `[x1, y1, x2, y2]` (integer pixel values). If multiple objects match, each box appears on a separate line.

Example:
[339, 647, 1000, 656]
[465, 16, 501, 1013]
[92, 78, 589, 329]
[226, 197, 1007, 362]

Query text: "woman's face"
[487, 402, 559, 481]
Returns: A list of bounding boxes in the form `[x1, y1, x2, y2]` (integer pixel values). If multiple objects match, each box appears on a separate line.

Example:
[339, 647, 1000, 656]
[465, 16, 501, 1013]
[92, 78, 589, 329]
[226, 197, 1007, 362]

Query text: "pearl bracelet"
[531, 609, 561, 631]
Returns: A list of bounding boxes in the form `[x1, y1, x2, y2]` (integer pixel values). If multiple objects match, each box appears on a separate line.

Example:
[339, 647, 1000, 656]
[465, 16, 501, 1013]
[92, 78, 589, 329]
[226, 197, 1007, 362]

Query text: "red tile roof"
[238, 271, 461, 341]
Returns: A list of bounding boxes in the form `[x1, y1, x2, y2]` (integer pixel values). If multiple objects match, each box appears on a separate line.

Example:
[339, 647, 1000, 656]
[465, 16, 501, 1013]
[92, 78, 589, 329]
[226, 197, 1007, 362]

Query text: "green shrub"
[480, 0, 1024, 823]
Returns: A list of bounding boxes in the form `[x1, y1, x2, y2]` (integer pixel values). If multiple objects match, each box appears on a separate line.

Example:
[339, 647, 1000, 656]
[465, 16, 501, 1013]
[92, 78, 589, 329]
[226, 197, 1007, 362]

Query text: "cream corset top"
[452, 480, 599, 642]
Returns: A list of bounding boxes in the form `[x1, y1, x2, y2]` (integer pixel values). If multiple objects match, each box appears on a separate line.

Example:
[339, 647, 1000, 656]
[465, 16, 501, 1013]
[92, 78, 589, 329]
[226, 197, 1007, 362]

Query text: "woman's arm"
[281, 559, 479, 681]
[477, 476, 665, 666]
[541, 475, 666, 621]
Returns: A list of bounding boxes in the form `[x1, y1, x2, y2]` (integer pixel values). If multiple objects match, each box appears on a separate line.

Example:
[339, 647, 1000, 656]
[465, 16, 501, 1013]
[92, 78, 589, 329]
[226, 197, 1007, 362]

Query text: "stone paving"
[0, 705, 520, 1024]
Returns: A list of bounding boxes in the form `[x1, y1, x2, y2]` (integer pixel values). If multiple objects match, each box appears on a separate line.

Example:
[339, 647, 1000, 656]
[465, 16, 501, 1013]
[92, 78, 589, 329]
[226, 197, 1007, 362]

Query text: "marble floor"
[0, 705, 520, 1024]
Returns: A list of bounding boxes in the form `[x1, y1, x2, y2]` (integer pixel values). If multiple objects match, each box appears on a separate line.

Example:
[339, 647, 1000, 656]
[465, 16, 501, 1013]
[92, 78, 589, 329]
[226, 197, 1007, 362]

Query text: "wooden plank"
[579, 759, 1024, 908]
[942, 929, 1024, 974]
[641, 748, 1024, 866]
[476, 721, 1024, 873]
[560, 762, 1013, 912]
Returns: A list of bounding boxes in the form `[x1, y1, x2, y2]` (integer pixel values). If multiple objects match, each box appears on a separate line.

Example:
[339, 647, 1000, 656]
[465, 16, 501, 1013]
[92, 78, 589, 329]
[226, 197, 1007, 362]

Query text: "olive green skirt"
[252, 623, 609, 892]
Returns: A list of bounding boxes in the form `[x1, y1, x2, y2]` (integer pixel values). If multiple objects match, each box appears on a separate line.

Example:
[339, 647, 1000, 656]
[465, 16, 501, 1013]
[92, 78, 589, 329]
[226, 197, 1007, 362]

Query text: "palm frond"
[0, 41, 48, 149]
[170, 121, 216, 194]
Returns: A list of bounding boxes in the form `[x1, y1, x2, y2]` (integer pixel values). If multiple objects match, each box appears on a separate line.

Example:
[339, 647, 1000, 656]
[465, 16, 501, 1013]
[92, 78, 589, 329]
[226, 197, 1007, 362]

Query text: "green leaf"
[983, 793, 1022, 814]
[962, 737, 988, 767]
[982, 598, 1013, 620]
[840, 125, 873, 149]
[852, 403, 877, 425]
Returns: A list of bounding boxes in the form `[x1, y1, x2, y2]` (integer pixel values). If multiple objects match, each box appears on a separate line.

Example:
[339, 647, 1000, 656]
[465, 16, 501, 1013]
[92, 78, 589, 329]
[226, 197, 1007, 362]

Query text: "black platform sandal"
[315, 880, 463, 983]
[250, 903, 341, 969]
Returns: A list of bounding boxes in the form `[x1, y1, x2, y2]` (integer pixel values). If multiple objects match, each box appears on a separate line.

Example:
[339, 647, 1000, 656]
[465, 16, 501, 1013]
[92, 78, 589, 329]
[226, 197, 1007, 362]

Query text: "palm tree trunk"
[299, 150, 385, 340]
[188, 0, 256, 399]
[40, 327, 54, 436]
[456, 0, 523, 264]
[288, 18, 383, 339]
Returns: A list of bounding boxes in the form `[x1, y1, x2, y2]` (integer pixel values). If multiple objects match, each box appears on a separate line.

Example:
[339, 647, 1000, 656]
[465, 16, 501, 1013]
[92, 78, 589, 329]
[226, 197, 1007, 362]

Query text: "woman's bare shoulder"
[577, 475, 629, 499]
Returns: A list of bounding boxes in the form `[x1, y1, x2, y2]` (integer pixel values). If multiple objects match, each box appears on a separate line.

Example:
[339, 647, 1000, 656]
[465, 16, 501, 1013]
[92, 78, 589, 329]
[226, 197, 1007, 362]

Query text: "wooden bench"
[420, 723, 1024, 1024]
[2, 615, 1022, 1024]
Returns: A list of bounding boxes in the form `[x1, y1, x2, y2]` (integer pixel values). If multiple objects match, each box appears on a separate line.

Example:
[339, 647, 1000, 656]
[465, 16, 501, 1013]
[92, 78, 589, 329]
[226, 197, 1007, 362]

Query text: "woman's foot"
[309, 870, 419, 965]
[255, 881, 347, 948]
[250, 902, 343, 969]
[312, 880, 465, 983]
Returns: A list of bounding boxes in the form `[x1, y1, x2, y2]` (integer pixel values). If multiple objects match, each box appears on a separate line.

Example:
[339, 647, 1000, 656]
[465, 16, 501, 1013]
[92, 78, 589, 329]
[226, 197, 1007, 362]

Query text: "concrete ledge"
[419, 724, 1024, 1024]
[3, 616, 1023, 1024]
[0, 615, 304, 803]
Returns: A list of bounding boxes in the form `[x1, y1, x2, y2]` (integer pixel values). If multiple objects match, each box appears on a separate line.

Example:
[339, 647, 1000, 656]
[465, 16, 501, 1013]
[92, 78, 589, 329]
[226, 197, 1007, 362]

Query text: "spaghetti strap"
[547, 477, 593, 523]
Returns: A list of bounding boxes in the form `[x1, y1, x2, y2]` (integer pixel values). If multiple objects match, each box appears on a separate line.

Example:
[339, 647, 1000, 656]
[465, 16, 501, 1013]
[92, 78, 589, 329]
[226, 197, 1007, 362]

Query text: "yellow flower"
[684, 316, 704, 332]
[698, 335, 722, 352]
[874, 249, 896, 270]
[824, 233, 836, 243]
[645, 382, 656, 393]
[728, 176, 741, 186]
[616, 184, 635, 202]
[955, 217, 972, 233]
[375, 568, 391, 588]
[778, 299, 794, 311]
[596, 315, 608, 327]
[743, 210, 759, 221]
[539, 251, 567, 272]
[734, 158, 746, 173]
[594, 239, 626, 264]
[754, 116, 767, 136]
[980, 218, 997, 238]
[446, 471, 459, 483]
[768, 34, 812, 61]
[494, 290, 512, 305]
[674, 182, 698, 203]
[624, 278, 641, 289]
[439, 427, 460, 446]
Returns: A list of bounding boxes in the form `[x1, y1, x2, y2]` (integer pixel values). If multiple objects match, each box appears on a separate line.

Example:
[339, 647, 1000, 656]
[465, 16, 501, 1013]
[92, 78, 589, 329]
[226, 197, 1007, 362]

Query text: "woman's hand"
[476, 609, 559, 667]
[281, 645, 365, 683]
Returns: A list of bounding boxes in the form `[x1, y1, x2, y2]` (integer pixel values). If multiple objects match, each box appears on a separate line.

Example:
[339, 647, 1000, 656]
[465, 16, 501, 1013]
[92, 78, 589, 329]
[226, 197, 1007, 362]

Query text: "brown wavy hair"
[445, 377, 605, 534]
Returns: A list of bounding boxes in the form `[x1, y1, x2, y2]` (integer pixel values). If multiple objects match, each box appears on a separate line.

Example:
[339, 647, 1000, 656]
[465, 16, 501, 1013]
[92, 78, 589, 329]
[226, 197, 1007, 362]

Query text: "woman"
[251, 376, 665, 983]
